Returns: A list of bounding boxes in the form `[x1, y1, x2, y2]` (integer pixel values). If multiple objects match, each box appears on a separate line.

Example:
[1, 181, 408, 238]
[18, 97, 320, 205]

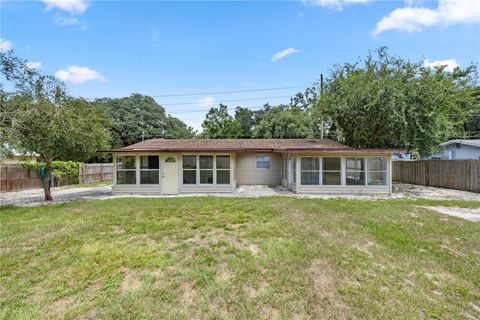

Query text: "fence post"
[100, 164, 104, 181]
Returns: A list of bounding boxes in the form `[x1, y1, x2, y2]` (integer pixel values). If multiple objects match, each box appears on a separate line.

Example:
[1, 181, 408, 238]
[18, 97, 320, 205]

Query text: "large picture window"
[322, 158, 341, 185]
[116, 155, 136, 185]
[368, 157, 387, 185]
[301, 157, 320, 185]
[182, 155, 196, 184]
[216, 155, 231, 184]
[256, 155, 270, 169]
[346, 158, 365, 185]
[139, 156, 159, 184]
[199, 155, 214, 184]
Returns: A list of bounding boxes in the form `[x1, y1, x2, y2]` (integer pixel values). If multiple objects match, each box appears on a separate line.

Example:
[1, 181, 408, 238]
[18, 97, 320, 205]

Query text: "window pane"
[256, 155, 270, 169]
[200, 170, 213, 184]
[140, 171, 159, 184]
[216, 155, 230, 169]
[346, 172, 365, 185]
[368, 172, 386, 185]
[116, 171, 136, 184]
[183, 170, 196, 184]
[301, 157, 319, 170]
[346, 158, 364, 171]
[140, 156, 159, 169]
[301, 172, 319, 185]
[323, 158, 341, 171]
[182, 155, 196, 169]
[217, 170, 230, 184]
[116, 156, 136, 170]
[323, 172, 341, 185]
[369, 157, 386, 171]
[199, 155, 213, 169]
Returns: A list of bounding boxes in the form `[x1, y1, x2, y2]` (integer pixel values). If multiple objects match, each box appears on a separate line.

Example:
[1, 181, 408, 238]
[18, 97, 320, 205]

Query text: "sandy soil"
[421, 206, 480, 222]
[1, 183, 479, 207]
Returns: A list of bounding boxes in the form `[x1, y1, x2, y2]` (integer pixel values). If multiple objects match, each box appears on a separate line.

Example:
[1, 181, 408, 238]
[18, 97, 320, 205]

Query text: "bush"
[20, 161, 80, 186]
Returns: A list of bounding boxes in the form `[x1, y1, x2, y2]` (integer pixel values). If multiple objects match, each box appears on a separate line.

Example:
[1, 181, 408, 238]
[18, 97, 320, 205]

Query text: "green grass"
[64, 180, 113, 189]
[1, 197, 479, 319]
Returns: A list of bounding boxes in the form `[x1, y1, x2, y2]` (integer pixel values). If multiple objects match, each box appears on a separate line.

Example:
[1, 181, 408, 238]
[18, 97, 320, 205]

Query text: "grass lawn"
[1, 197, 479, 319]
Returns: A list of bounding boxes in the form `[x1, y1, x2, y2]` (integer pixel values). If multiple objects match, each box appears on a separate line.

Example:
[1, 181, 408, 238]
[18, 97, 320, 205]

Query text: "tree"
[253, 106, 316, 138]
[1, 51, 111, 200]
[234, 106, 255, 138]
[322, 47, 477, 155]
[200, 104, 243, 138]
[93, 94, 195, 148]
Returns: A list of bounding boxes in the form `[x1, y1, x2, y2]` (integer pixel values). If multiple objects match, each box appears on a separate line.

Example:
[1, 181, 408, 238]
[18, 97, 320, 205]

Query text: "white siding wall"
[236, 152, 282, 185]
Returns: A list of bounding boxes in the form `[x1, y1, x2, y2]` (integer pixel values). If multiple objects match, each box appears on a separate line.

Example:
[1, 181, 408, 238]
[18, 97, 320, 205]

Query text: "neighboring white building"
[103, 139, 395, 195]
[425, 139, 480, 160]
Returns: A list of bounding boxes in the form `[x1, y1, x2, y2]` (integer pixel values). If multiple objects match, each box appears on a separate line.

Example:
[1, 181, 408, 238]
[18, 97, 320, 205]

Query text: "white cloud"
[374, 0, 480, 35]
[0, 39, 12, 52]
[41, 0, 89, 15]
[54, 15, 86, 28]
[271, 48, 302, 63]
[25, 61, 42, 70]
[196, 97, 216, 107]
[55, 66, 106, 84]
[423, 58, 460, 72]
[303, 0, 370, 11]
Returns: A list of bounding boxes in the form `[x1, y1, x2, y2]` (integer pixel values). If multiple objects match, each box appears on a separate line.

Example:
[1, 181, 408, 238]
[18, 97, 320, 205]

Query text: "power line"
[161, 95, 294, 106]
[150, 85, 308, 98]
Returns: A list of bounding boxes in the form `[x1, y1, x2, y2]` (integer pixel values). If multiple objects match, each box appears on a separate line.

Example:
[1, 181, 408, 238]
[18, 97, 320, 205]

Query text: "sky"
[1, 0, 480, 131]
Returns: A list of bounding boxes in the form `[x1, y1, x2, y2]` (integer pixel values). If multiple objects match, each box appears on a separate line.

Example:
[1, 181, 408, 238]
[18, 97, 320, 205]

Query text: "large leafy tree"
[93, 94, 195, 148]
[253, 106, 316, 138]
[200, 104, 243, 138]
[322, 47, 477, 155]
[1, 51, 111, 200]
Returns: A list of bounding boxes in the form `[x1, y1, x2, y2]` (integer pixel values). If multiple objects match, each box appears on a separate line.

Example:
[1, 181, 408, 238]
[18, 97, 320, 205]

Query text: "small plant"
[20, 160, 80, 186]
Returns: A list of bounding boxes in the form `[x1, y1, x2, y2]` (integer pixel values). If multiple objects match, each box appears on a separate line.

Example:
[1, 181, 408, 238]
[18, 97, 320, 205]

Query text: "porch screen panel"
[182, 155, 196, 184]
[116, 155, 136, 184]
[346, 158, 365, 185]
[140, 156, 159, 184]
[301, 157, 320, 185]
[322, 158, 341, 185]
[368, 157, 387, 185]
[199, 155, 214, 184]
[216, 155, 230, 184]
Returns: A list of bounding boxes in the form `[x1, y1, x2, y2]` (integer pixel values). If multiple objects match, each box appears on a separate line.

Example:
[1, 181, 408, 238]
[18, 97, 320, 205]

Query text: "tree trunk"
[43, 160, 53, 201]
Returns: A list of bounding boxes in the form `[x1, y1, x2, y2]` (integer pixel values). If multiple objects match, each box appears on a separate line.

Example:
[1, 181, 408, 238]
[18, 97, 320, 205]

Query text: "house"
[424, 139, 480, 160]
[104, 139, 395, 195]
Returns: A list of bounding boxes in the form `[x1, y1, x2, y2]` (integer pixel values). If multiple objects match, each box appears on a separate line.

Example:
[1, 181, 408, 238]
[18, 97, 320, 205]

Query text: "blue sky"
[1, 0, 479, 131]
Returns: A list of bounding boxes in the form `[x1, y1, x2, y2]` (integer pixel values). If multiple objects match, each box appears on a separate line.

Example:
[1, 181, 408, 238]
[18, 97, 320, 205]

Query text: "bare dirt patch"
[48, 296, 76, 316]
[420, 206, 480, 222]
[119, 268, 142, 293]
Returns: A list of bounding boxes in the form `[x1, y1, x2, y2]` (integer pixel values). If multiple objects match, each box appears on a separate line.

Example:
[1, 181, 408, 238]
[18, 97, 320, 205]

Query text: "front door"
[162, 155, 179, 194]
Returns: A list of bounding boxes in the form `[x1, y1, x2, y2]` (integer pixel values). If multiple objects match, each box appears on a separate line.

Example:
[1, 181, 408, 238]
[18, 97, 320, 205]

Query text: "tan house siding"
[236, 152, 282, 185]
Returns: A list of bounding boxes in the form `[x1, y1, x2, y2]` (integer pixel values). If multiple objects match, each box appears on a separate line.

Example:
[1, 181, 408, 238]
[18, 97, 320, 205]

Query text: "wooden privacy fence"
[78, 163, 113, 184]
[1, 163, 113, 192]
[392, 160, 480, 193]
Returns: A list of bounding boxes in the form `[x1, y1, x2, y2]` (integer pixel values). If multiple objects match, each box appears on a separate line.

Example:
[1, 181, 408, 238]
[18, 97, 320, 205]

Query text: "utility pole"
[159, 121, 166, 138]
[320, 73, 324, 139]
[141, 130, 145, 142]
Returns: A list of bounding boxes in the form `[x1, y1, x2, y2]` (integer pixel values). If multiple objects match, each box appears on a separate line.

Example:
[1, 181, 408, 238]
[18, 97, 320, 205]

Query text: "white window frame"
[139, 155, 160, 185]
[322, 157, 342, 186]
[256, 154, 271, 170]
[300, 156, 320, 185]
[182, 154, 198, 185]
[367, 156, 388, 186]
[115, 154, 137, 185]
[181, 153, 232, 186]
[345, 157, 366, 186]
[215, 155, 231, 185]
